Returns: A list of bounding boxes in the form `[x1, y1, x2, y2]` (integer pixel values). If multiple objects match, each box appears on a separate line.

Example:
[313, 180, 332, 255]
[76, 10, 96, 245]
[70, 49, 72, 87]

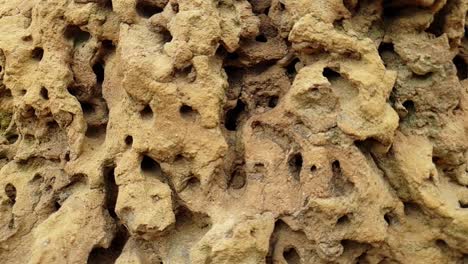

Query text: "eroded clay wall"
[0, 0, 467, 263]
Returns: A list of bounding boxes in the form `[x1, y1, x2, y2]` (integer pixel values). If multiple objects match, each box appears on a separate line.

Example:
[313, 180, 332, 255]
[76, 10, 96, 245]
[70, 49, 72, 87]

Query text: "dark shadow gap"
[40, 87, 49, 100]
[283, 247, 301, 264]
[31, 47, 44, 61]
[453, 55, 467, 80]
[140, 105, 153, 120]
[225, 99, 246, 131]
[93, 61, 105, 85]
[288, 153, 303, 181]
[87, 226, 129, 264]
[136, 0, 163, 18]
[64, 25, 91, 47]
[4, 183, 16, 205]
[103, 165, 118, 218]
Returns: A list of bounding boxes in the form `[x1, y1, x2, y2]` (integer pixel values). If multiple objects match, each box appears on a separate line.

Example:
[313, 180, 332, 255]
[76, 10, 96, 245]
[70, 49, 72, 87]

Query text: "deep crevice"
[286, 58, 300, 79]
[453, 55, 467, 80]
[93, 61, 105, 85]
[288, 153, 303, 181]
[87, 226, 129, 264]
[103, 165, 118, 218]
[81, 102, 95, 116]
[225, 99, 245, 131]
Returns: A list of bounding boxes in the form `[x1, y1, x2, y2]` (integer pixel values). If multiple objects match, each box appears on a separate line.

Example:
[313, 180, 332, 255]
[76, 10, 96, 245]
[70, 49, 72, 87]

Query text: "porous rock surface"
[0, 0, 467, 263]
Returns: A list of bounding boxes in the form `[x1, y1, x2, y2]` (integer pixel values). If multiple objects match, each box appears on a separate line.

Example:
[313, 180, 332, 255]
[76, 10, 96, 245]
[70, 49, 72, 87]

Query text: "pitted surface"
[0, 0, 467, 263]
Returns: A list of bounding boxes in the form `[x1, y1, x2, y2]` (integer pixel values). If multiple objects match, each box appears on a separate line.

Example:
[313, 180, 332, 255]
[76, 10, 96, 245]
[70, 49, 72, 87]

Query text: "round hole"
[140, 105, 153, 120]
[283, 247, 300, 264]
[268, 96, 279, 108]
[40, 87, 49, 100]
[310, 165, 317, 172]
[180, 104, 198, 121]
[31, 47, 44, 61]
[336, 214, 351, 225]
[125, 135, 133, 146]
